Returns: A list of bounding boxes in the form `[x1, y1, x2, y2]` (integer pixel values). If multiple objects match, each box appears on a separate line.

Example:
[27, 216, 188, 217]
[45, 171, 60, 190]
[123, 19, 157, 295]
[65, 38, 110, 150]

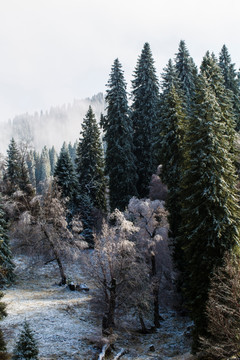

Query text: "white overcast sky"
[0, 0, 239, 122]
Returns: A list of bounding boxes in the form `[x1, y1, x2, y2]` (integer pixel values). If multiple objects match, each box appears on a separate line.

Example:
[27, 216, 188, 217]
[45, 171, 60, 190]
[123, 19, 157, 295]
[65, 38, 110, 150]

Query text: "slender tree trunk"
[151, 253, 161, 328]
[138, 312, 148, 334]
[106, 278, 116, 328]
[42, 227, 67, 285]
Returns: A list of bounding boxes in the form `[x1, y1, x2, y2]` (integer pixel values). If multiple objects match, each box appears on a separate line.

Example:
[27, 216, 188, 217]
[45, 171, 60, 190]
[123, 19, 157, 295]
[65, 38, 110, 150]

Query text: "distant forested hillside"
[0, 93, 105, 154]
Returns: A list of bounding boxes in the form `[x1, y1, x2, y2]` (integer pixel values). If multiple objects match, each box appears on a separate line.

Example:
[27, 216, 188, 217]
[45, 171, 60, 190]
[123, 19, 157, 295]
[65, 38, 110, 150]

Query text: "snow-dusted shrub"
[12, 321, 39, 360]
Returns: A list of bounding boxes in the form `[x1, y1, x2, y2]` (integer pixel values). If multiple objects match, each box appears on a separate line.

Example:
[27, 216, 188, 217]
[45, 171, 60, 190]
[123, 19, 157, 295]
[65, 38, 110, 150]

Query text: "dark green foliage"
[4, 138, 30, 194]
[219, 45, 240, 131]
[4, 138, 21, 190]
[68, 141, 78, 164]
[179, 73, 240, 350]
[200, 52, 236, 149]
[54, 142, 77, 200]
[49, 146, 58, 176]
[160, 83, 186, 240]
[103, 58, 137, 211]
[76, 106, 106, 212]
[0, 195, 15, 286]
[13, 321, 39, 360]
[175, 40, 198, 113]
[131, 43, 160, 197]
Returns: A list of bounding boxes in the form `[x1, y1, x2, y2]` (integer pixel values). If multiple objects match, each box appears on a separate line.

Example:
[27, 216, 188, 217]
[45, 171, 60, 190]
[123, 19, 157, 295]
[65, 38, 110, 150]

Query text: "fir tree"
[54, 142, 77, 200]
[103, 58, 137, 211]
[49, 146, 58, 176]
[68, 141, 77, 165]
[219, 45, 240, 131]
[179, 74, 240, 350]
[13, 321, 39, 360]
[160, 83, 186, 241]
[4, 138, 30, 195]
[0, 194, 15, 286]
[76, 106, 106, 212]
[175, 40, 198, 113]
[4, 138, 22, 193]
[200, 52, 236, 149]
[131, 43, 160, 197]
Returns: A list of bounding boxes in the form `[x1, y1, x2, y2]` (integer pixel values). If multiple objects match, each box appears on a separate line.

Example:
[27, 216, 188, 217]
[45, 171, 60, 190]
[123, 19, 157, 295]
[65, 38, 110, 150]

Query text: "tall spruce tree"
[131, 43, 160, 197]
[103, 58, 137, 211]
[4, 138, 30, 195]
[4, 138, 22, 194]
[49, 146, 58, 176]
[175, 40, 198, 113]
[76, 106, 106, 212]
[179, 73, 240, 350]
[200, 52, 236, 149]
[54, 143, 77, 200]
[0, 194, 15, 286]
[218, 45, 240, 131]
[160, 83, 186, 239]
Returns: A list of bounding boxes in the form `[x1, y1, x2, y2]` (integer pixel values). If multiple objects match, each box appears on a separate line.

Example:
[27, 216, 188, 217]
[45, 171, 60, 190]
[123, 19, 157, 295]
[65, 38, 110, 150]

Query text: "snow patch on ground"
[1, 255, 192, 359]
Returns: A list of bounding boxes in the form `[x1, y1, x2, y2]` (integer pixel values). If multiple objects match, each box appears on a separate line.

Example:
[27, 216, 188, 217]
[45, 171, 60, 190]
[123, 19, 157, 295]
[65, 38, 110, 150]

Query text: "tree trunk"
[151, 253, 161, 328]
[42, 226, 67, 285]
[138, 312, 148, 334]
[106, 278, 116, 328]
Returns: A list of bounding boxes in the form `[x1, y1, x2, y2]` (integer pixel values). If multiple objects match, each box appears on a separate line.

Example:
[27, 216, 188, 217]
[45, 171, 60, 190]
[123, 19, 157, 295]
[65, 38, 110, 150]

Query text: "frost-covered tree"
[127, 197, 173, 328]
[76, 106, 106, 212]
[103, 58, 137, 211]
[26, 151, 36, 189]
[87, 209, 151, 333]
[12, 321, 39, 360]
[0, 194, 15, 286]
[131, 43, 160, 197]
[219, 45, 240, 131]
[179, 73, 240, 349]
[38, 146, 51, 193]
[12, 183, 87, 285]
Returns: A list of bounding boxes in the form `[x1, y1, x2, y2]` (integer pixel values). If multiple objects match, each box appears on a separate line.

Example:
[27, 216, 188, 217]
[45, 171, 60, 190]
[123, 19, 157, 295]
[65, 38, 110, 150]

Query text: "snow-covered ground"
[1, 256, 193, 359]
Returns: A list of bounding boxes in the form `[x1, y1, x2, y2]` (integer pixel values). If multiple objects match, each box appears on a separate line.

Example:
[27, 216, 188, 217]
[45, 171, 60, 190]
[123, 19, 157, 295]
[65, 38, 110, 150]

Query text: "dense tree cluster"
[0, 40, 239, 356]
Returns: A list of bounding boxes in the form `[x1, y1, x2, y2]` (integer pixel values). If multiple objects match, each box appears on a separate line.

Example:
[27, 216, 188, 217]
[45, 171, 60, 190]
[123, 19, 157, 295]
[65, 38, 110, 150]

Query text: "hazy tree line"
[0, 40, 240, 358]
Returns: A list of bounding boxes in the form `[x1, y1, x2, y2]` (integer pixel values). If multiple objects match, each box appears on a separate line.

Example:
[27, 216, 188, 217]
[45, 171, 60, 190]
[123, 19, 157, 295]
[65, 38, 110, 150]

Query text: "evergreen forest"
[0, 40, 240, 359]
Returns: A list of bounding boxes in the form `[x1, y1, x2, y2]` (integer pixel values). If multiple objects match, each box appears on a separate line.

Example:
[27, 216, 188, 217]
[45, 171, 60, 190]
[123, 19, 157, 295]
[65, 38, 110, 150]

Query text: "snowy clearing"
[1, 255, 192, 359]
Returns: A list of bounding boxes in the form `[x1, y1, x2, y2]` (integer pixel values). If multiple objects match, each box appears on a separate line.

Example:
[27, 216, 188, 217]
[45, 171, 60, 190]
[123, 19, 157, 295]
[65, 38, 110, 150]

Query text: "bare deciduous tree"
[11, 183, 87, 285]
[87, 209, 151, 334]
[127, 197, 176, 328]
